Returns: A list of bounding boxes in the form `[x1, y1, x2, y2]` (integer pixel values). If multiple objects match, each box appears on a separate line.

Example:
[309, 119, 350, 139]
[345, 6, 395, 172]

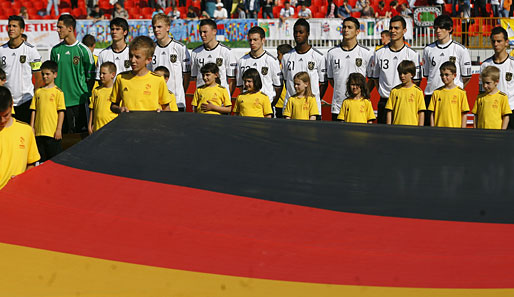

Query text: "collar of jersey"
[203, 42, 220, 51]
[63, 40, 79, 47]
[388, 43, 405, 53]
[340, 43, 358, 52]
[436, 39, 453, 49]
[157, 38, 173, 48]
[249, 51, 266, 59]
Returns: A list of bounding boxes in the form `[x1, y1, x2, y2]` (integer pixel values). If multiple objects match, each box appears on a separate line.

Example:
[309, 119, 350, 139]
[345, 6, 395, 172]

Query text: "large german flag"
[1, 113, 514, 296]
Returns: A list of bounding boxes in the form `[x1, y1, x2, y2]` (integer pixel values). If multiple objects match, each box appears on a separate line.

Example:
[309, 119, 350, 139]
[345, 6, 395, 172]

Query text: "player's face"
[294, 78, 308, 95]
[110, 24, 127, 43]
[248, 33, 264, 52]
[56, 21, 73, 40]
[380, 33, 390, 45]
[491, 33, 509, 54]
[129, 48, 152, 72]
[0, 106, 12, 130]
[349, 82, 361, 97]
[200, 25, 217, 44]
[99, 67, 116, 85]
[342, 21, 359, 41]
[7, 20, 23, 40]
[434, 26, 451, 42]
[202, 71, 218, 86]
[0, 79, 6, 86]
[439, 69, 456, 85]
[482, 77, 498, 93]
[41, 69, 57, 86]
[154, 70, 169, 83]
[293, 25, 309, 45]
[152, 20, 170, 41]
[399, 71, 413, 84]
[244, 78, 255, 92]
[389, 21, 406, 42]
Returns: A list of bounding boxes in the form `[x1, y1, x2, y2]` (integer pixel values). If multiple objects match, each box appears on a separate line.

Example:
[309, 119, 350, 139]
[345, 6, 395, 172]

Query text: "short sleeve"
[158, 79, 172, 106]
[95, 53, 103, 80]
[326, 53, 334, 79]
[366, 100, 376, 120]
[501, 96, 512, 116]
[29, 92, 36, 110]
[413, 51, 421, 81]
[337, 100, 347, 120]
[471, 100, 477, 114]
[385, 89, 394, 110]
[417, 90, 426, 111]
[309, 97, 320, 116]
[271, 58, 282, 87]
[82, 46, 96, 81]
[182, 46, 191, 73]
[317, 52, 327, 83]
[29, 47, 42, 72]
[233, 96, 241, 113]
[427, 92, 436, 111]
[89, 93, 95, 109]
[57, 90, 66, 111]
[235, 59, 243, 87]
[191, 89, 200, 107]
[461, 91, 470, 112]
[422, 48, 429, 78]
[110, 77, 122, 104]
[222, 88, 232, 107]
[226, 49, 237, 78]
[283, 97, 293, 117]
[27, 130, 40, 164]
[262, 94, 273, 115]
[168, 92, 179, 111]
[370, 51, 379, 79]
[191, 51, 198, 78]
[460, 47, 472, 77]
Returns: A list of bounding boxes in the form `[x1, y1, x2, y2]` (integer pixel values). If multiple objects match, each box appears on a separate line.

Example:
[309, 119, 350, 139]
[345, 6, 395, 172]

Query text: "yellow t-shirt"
[337, 98, 376, 123]
[428, 86, 470, 128]
[89, 86, 118, 132]
[233, 91, 273, 118]
[0, 120, 40, 189]
[110, 71, 172, 111]
[275, 86, 286, 109]
[472, 91, 512, 129]
[29, 86, 66, 137]
[385, 84, 425, 126]
[283, 95, 319, 120]
[191, 84, 232, 115]
[168, 90, 179, 112]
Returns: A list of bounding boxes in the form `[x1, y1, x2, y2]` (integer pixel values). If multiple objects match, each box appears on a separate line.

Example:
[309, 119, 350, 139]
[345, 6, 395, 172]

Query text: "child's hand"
[200, 100, 215, 112]
[88, 127, 93, 135]
[156, 108, 162, 113]
[54, 129, 62, 140]
[120, 107, 130, 113]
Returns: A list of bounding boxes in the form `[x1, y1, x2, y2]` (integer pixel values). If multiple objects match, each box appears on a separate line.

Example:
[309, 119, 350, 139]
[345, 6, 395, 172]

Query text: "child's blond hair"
[293, 71, 314, 98]
[129, 36, 156, 59]
[481, 65, 500, 82]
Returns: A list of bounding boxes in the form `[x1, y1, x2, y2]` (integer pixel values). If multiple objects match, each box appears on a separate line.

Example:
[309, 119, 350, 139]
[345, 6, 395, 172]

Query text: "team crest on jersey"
[170, 54, 177, 63]
[449, 56, 456, 63]
[261, 67, 268, 75]
[19, 55, 26, 63]
[216, 58, 223, 66]
[308, 61, 315, 70]
[124, 60, 130, 68]
[355, 58, 362, 67]
[507, 72, 513, 81]
[73, 56, 80, 65]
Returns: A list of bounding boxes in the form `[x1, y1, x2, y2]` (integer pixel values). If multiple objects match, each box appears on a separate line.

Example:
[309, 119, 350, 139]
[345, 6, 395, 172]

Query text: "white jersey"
[326, 43, 373, 114]
[236, 51, 282, 102]
[149, 39, 191, 108]
[480, 55, 514, 110]
[422, 39, 472, 95]
[370, 44, 421, 98]
[281, 47, 327, 112]
[0, 41, 41, 106]
[96, 45, 131, 79]
[191, 43, 237, 97]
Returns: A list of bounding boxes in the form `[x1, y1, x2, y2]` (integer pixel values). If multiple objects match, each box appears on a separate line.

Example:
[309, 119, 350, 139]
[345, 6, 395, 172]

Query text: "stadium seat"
[33, 1, 45, 10]
[348, 0, 357, 6]
[61, 7, 72, 14]
[143, 12, 153, 18]
[72, 7, 83, 18]
[142, 7, 153, 15]
[139, 0, 148, 7]
[273, 6, 282, 16]
[129, 7, 139, 17]
[164, 6, 172, 14]
[351, 11, 361, 17]
[314, 11, 324, 17]
[192, 0, 201, 8]
[178, 6, 186, 15]
[125, 1, 134, 8]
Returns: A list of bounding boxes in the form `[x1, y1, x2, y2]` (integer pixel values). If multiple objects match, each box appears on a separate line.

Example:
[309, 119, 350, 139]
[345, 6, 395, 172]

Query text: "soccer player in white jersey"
[236, 26, 282, 111]
[282, 18, 327, 119]
[422, 15, 471, 125]
[150, 14, 191, 112]
[326, 17, 373, 121]
[0, 16, 42, 124]
[96, 18, 131, 79]
[481, 26, 514, 129]
[191, 19, 236, 97]
[371, 15, 421, 124]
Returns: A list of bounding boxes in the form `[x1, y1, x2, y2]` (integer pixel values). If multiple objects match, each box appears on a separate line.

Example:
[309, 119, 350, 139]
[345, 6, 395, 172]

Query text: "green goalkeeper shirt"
[50, 41, 95, 107]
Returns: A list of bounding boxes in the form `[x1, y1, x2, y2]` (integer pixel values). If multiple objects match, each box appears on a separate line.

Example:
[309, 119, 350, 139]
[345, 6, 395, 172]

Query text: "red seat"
[164, 6, 172, 14]
[273, 5, 282, 16]
[142, 6, 153, 14]
[143, 12, 153, 18]
[351, 11, 361, 17]
[129, 7, 140, 17]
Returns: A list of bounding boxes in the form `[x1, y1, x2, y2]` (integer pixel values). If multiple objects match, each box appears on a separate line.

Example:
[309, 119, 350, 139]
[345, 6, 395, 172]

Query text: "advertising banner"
[0, 20, 60, 49]
[501, 18, 514, 46]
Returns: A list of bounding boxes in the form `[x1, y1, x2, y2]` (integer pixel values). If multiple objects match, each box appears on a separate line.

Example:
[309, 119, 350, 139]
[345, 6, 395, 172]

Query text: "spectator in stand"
[459, 0, 471, 46]
[360, 0, 374, 18]
[298, 4, 312, 18]
[338, 0, 352, 18]
[168, 5, 181, 19]
[152, 4, 165, 17]
[113, 2, 129, 19]
[214, 2, 228, 19]
[501, 0, 511, 17]
[400, 3, 412, 16]
[205, 0, 217, 18]
[88, 5, 105, 21]
[46, 0, 59, 16]
[326, 0, 337, 18]
[353, 0, 365, 12]
[474, 0, 487, 16]
[237, 4, 247, 18]
[491, 0, 500, 16]
[375, 1, 391, 18]
[389, 0, 400, 16]
[262, 0, 274, 19]
[245, 0, 260, 19]
[186, 6, 199, 19]
[280, 1, 295, 22]
[19, 7, 29, 19]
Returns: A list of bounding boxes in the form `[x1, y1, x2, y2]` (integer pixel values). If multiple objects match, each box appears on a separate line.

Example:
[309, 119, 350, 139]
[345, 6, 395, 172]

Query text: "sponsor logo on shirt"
[19, 136, 25, 149]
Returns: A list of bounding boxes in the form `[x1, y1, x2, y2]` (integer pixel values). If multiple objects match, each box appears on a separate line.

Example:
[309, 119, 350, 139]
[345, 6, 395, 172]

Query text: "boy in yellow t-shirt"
[192, 63, 232, 115]
[386, 60, 425, 126]
[233, 68, 273, 118]
[88, 62, 118, 134]
[428, 61, 470, 128]
[472, 66, 511, 129]
[29, 60, 65, 162]
[0, 86, 40, 189]
[153, 66, 179, 112]
[110, 36, 172, 113]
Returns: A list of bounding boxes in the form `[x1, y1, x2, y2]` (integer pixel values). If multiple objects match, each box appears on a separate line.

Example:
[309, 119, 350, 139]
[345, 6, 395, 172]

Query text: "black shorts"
[63, 104, 87, 134]
[13, 100, 32, 124]
[332, 113, 339, 121]
[424, 95, 432, 126]
[377, 98, 388, 124]
[36, 136, 62, 162]
[275, 107, 283, 118]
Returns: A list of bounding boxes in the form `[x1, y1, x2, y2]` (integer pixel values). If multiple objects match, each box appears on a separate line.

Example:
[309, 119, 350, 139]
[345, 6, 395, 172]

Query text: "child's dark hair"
[41, 60, 58, 73]
[346, 72, 369, 99]
[200, 63, 221, 85]
[277, 43, 293, 55]
[381, 30, 390, 37]
[0, 68, 6, 81]
[100, 61, 117, 74]
[397, 60, 416, 76]
[439, 61, 457, 74]
[0, 86, 13, 112]
[154, 66, 170, 79]
[242, 68, 262, 93]
[82, 34, 96, 47]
